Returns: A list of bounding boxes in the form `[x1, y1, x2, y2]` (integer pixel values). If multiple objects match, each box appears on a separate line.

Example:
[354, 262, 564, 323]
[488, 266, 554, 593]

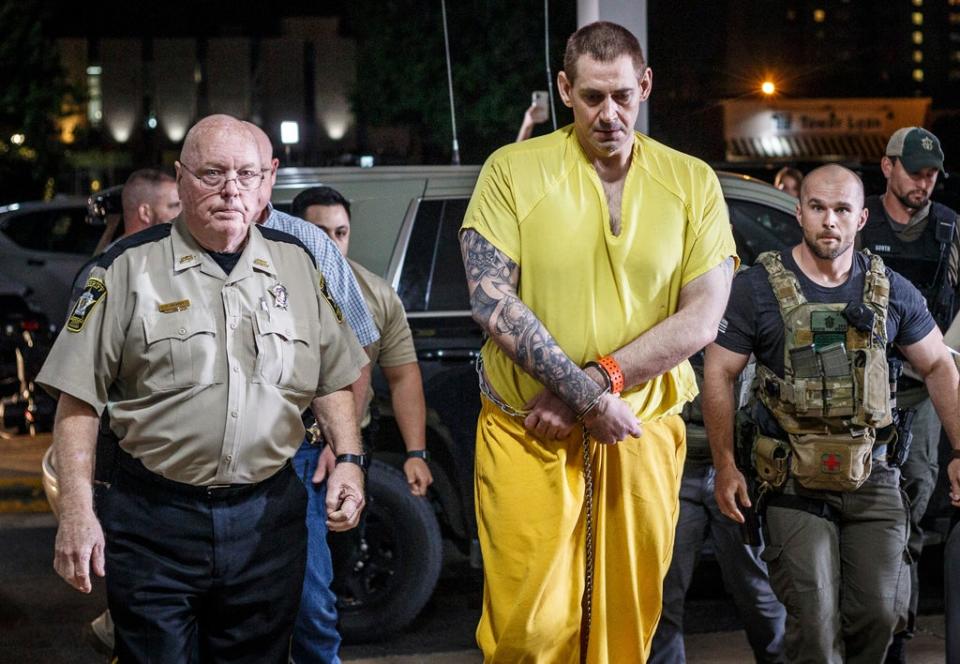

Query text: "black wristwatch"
[335, 453, 369, 472]
[406, 449, 430, 461]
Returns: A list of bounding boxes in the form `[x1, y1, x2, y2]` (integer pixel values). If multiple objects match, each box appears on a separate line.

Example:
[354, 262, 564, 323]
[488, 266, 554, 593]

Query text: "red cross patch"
[821, 452, 842, 473]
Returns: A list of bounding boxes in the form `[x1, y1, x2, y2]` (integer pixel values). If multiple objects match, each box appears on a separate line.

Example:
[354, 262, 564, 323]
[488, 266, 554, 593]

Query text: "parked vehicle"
[270, 166, 802, 641]
[0, 198, 100, 325]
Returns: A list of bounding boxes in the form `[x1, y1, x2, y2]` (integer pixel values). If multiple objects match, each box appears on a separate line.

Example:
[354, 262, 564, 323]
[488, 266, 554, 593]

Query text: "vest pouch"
[852, 348, 892, 428]
[788, 429, 875, 492]
[753, 435, 790, 488]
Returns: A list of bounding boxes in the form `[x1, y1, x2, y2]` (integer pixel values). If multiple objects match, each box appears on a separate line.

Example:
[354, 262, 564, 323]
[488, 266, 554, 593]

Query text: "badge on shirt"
[158, 299, 191, 314]
[318, 274, 344, 324]
[269, 283, 289, 310]
[67, 277, 107, 333]
[254, 258, 271, 269]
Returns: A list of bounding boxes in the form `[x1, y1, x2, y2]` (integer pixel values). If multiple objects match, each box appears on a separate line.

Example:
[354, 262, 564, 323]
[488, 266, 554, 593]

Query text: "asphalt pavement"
[0, 434, 950, 663]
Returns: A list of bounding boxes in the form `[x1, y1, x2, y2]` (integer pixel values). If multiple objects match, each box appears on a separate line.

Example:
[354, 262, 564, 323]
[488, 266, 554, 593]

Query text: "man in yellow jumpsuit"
[459, 21, 738, 663]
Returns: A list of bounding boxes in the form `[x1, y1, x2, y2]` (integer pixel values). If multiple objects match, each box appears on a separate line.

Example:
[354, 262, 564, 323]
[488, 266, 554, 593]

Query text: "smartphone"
[532, 90, 550, 111]
[531, 90, 549, 122]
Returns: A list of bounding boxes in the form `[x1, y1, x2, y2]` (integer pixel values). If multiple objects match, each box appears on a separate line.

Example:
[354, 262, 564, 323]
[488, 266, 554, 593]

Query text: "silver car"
[0, 198, 100, 325]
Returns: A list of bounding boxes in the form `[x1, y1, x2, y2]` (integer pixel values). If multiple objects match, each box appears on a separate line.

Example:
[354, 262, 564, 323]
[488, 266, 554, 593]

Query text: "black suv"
[271, 167, 802, 641]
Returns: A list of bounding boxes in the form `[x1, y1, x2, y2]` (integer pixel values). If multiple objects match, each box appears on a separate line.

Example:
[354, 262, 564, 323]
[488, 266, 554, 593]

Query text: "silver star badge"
[268, 283, 288, 310]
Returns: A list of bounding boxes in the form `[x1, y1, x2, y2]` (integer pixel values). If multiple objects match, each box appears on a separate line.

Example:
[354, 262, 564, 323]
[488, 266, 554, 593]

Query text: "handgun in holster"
[734, 409, 763, 546]
[888, 407, 916, 468]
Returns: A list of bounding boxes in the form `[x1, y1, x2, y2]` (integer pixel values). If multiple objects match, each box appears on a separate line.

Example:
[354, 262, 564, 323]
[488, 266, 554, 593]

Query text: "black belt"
[117, 449, 286, 499]
[766, 492, 841, 522]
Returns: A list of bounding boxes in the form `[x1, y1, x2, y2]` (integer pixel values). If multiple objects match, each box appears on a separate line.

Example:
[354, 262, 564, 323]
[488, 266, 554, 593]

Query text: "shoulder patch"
[318, 273, 345, 323]
[67, 277, 107, 332]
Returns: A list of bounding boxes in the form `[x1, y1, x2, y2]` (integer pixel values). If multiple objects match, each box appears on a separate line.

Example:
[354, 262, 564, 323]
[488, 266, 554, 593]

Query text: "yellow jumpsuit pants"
[475, 397, 686, 663]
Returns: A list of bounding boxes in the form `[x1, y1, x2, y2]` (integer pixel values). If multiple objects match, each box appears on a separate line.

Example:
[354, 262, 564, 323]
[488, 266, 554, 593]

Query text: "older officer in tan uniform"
[37, 114, 368, 664]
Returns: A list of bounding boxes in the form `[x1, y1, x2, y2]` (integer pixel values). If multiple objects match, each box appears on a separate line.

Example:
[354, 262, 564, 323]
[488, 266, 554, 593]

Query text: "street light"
[761, 80, 776, 96]
[280, 121, 299, 163]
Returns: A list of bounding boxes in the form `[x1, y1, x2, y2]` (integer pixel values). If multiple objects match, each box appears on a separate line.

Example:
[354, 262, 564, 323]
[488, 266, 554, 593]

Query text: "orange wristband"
[597, 355, 625, 394]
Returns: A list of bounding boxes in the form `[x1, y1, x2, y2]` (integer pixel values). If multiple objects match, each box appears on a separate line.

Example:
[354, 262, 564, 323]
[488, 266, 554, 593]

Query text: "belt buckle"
[305, 422, 324, 445]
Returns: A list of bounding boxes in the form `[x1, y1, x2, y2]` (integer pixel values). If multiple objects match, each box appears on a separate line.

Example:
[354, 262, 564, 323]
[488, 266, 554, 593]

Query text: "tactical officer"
[705, 164, 960, 663]
[857, 126, 958, 661]
[37, 114, 369, 663]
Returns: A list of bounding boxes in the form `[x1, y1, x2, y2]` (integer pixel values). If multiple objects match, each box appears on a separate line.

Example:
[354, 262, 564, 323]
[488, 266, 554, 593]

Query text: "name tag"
[158, 299, 191, 313]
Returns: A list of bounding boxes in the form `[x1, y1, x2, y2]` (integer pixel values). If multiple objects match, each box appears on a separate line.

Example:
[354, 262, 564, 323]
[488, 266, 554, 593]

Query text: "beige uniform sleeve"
[314, 270, 369, 396]
[36, 261, 129, 414]
[375, 286, 417, 368]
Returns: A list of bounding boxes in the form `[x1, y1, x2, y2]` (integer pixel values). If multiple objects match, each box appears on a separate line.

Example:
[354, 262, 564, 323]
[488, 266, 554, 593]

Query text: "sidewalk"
[0, 432, 50, 512]
[341, 616, 948, 662]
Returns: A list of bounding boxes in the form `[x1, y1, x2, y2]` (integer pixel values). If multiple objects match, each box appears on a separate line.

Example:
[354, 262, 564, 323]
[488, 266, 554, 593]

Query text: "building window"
[914, 50, 924, 63]
[813, 8, 826, 22]
[86, 65, 103, 127]
[952, 12, 960, 23]
[950, 68, 960, 81]
[913, 68, 924, 82]
[912, 0, 922, 5]
[952, 50, 960, 62]
[912, 12, 923, 25]
[912, 31, 924, 44]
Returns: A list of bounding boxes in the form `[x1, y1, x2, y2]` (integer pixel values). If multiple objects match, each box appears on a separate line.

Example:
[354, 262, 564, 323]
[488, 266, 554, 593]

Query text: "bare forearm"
[52, 394, 100, 516]
[614, 258, 734, 389]
[384, 363, 427, 451]
[703, 344, 749, 470]
[312, 389, 363, 456]
[351, 361, 372, 420]
[461, 229, 600, 412]
[925, 356, 960, 450]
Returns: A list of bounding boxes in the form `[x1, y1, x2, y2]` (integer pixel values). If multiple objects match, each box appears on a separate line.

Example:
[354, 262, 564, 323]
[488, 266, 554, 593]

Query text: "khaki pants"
[762, 463, 910, 664]
[474, 397, 686, 664]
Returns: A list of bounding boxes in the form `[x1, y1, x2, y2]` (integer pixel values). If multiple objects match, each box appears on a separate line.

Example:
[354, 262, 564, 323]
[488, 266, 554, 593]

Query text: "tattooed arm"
[460, 229, 641, 443]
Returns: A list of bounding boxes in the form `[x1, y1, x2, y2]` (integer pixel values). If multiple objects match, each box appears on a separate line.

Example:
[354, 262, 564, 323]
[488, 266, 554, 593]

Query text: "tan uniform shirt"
[348, 259, 417, 424]
[37, 217, 367, 485]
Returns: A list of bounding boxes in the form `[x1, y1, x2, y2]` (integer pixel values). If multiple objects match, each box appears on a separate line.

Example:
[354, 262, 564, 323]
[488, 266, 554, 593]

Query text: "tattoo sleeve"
[460, 229, 600, 411]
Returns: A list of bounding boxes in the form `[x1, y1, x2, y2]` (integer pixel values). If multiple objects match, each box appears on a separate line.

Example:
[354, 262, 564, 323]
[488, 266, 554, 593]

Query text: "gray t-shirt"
[716, 250, 935, 377]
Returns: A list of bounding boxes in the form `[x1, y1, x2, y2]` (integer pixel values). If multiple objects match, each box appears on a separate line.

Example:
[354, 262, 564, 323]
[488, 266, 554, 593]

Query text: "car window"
[398, 198, 471, 312]
[728, 199, 802, 265]
[2, 208, 101, 255]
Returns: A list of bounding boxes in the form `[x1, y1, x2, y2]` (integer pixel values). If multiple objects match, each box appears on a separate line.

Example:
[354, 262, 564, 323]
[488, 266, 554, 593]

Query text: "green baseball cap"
[886, 126, 945, 174]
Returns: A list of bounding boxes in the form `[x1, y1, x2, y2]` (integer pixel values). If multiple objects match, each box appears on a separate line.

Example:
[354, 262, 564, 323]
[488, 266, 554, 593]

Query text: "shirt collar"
[170, 216, 278, 280]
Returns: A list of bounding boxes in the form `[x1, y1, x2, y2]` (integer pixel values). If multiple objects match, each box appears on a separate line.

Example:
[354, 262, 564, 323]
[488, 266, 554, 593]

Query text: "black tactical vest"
[861, 195, 957, 327]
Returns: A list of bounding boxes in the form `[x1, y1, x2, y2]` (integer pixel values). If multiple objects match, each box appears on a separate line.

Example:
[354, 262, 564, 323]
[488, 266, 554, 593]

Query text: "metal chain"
[475, 355, 595, 662]
[580, 427, 594, 664]
[475, 354, 531, 418]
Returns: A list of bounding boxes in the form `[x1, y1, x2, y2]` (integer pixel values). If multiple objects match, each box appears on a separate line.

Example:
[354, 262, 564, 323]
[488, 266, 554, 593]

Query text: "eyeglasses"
[178, 162, 268, 191]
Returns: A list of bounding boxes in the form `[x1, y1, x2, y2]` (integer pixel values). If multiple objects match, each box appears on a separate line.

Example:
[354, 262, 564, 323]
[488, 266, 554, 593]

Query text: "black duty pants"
[97, 457, 307, 664]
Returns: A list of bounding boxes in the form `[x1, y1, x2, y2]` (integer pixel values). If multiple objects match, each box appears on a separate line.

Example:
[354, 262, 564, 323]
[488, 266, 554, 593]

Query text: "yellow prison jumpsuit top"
[37, 216, 367, 485]
[461, 126, 737, 663]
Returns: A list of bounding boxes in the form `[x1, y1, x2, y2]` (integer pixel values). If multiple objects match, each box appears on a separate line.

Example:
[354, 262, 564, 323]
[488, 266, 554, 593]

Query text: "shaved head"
[176, 114, 262, 252]
[180, 114, 256, 166]
[243, 121, 274, 164]
[242, 122, 280, 216]
[795, 163, 867, 262]
[800, 164, 864, 208]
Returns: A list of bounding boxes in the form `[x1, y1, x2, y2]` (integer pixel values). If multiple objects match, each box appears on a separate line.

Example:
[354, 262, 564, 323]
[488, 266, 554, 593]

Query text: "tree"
[0, 1, 75, 204]
[345, 0, 575, 165]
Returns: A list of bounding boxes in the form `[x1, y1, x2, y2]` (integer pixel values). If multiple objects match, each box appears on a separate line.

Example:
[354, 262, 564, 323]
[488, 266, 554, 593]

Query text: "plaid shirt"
[262, 205, 379, 347]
